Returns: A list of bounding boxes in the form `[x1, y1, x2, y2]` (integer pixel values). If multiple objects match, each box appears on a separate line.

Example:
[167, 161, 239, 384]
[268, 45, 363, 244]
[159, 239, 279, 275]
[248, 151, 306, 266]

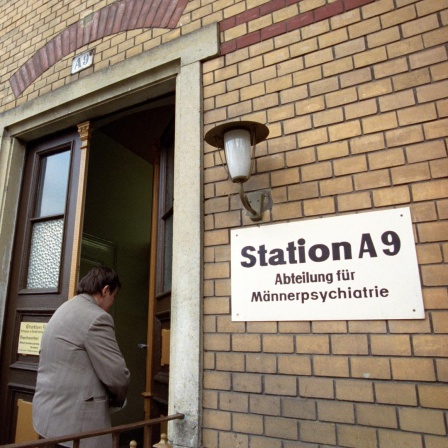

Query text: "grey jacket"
[33, 294, 130, 448]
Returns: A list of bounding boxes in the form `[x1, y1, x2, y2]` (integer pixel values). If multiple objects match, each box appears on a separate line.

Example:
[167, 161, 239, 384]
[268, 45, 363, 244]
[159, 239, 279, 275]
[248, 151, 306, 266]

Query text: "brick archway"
[10, 0, 188, 98]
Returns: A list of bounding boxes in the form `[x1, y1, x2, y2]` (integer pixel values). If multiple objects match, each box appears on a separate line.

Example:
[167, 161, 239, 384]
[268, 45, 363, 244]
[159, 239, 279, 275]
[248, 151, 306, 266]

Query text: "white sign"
[231, 208, 424, 321]
[18, 322, 47, 355]
[71, 50, 94, 74]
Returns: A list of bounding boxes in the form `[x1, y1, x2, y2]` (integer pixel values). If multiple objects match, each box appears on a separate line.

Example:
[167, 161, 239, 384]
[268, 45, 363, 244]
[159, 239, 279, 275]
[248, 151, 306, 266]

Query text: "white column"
[168, 60, 203, 448]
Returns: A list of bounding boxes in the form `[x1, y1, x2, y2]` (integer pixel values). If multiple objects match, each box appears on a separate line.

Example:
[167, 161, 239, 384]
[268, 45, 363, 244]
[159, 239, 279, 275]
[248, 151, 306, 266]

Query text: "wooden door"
[145, 119, 175, 446]
[0, 129, 82, 443]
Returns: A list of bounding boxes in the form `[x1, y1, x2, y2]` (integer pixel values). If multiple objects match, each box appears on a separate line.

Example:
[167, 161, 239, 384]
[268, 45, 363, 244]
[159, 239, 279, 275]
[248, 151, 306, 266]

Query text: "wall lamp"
[205, 120, 271, 222]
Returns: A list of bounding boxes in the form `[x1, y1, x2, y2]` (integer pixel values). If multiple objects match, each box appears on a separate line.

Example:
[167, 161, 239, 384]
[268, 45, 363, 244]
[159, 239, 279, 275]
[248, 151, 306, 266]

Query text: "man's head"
[77, 266, 121, 311]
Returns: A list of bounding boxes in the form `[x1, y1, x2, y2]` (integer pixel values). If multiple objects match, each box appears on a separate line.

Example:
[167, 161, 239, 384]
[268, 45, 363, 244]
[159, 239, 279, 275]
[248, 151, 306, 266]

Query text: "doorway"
[84, 123, 154, 430]
[0, 97, 175, 446]
[82, 96, 175, 444]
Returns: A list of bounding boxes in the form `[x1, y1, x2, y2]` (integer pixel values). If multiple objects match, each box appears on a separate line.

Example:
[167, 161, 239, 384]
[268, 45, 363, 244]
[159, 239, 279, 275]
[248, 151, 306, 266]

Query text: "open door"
[144, 116, 175, 446]
[81, 98, 175, 446]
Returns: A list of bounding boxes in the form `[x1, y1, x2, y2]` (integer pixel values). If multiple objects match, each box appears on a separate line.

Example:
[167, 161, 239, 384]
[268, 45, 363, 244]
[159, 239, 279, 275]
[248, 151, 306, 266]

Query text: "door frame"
[0, 23, 219, 447]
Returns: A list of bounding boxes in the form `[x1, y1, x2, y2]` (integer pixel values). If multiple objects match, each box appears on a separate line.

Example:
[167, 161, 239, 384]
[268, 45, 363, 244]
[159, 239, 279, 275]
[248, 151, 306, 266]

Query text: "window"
[26, 149, 71, 290]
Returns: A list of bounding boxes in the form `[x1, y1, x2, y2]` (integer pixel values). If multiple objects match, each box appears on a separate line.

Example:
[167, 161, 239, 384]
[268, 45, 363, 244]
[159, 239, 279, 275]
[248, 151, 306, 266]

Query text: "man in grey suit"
[33, 266, 130, 448]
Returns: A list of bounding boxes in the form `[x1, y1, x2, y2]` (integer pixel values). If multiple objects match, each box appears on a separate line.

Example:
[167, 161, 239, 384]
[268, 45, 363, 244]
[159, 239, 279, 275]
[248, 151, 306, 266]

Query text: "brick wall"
[1, 0, 447, 446]
[0, 0, 190, 109]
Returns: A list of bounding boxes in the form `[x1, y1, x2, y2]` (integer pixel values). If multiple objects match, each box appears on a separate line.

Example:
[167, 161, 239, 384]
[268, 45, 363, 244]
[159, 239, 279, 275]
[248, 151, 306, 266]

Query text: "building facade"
[0, 0, 447, 447]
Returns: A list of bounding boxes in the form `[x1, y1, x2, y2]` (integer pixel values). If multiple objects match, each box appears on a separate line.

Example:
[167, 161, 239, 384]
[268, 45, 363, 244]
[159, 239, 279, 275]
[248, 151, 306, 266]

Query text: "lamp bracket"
[239, 185, 272, 221]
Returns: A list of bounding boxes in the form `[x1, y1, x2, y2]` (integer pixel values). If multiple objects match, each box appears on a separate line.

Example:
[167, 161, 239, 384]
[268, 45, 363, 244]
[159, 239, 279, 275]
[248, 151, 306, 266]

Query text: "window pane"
[27, 219, 64, 289]
[165, 146, 174, 210]
[36, 151, 71, 217]
[163, 214, 173, 291]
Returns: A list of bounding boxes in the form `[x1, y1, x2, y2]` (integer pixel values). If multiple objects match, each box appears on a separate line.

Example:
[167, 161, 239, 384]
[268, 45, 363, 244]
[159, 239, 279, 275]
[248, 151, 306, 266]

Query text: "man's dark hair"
[77, 266, 121, 295]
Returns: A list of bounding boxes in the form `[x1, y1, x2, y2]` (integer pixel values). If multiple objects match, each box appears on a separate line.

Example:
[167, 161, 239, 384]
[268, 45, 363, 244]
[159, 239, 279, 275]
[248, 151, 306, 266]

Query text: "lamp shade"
[204, 120, 269, 183]
[224, 128, 252, 183]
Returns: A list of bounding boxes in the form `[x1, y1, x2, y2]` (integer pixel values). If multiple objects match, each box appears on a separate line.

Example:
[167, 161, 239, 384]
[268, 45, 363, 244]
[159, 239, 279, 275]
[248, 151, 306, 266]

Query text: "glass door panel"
[25, 149, 71, 291]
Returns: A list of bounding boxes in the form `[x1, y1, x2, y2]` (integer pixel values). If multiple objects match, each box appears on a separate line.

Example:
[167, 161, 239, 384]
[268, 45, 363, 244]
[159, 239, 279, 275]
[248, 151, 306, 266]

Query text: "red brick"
[345, 0, 375, 10]
[236, 7, 260, 25]
[220, 16, 236, 32]
[260, 0, 285, 15]
[261, 22, 287, 40]
[9, 74, 23, 98]
[237, 31, 261, 49]
[287, 11, 313, 31]
[315, 0, 344, 21]
[221, 39, 237, 55]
